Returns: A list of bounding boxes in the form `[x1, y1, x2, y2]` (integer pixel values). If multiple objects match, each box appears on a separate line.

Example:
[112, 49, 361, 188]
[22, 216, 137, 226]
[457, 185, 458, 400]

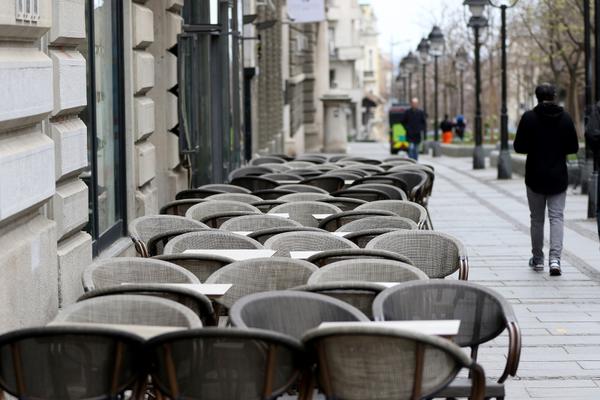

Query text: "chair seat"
[436, 377, 504, 398]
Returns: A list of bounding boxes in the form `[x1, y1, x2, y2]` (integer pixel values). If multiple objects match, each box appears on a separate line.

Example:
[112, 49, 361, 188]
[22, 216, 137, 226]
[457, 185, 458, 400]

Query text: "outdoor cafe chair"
[337, 156, 382, 165]
[292, 282, 389, 319]
[159, 199, 205, 216]
[261, 172, 303, 181]
[296, 154, 328, 164]
[285, 168, 322, 178]
[0, 326, 145, 400]
[306, 248, 414, 267]
[228, 166, 273, 181]
[352, 183, 407, 200]
[335, 167, 369, 177]
[146, 328, 307, 400]
[278, 192, 331, 202]
[53, 295, 203, 328]
[79, 284, 217, 326]
[307, 259, 428, 285]
[343, 228, 404, 248]
[251, 188, 295, 200]
[146, 227, 212, 256]
[175, 188, 224, 200]
[250, 156, 286, 165]
[385, 169, 429, 203]
[328, 154, 347, 163]
[356, 200, 428, 228]
[372, 280, 521, 400]
[352, 175, 409, 193]
[331, 188, 391, 202]
[250, 199, 286, 212]
[153, 253, 233, 282]
[128, 215, 208, 257]
[204, 257, 318, 310]
[200, 183, 251, 193]
[383, 155, 417, 163]
[278, 184, 329, 194]
[201, 211, 263, 228]
[230, 176, 279, 191]
[82, 257, 200, 292]
[264, 231, 358, 257]
[301, 176, 345, 193]
[302, 325, 486, 400]
[367, 230, 470, 280]
[206, 192, 262, 204]
[258, 162, 292, 172]
[163, 230, 264, 254]
[248, 226, 325, 245]
[318, 210, 398, 231]
[339, 216, 418, 232]
[324, 171, 363, 180]
[318, 196, 367, 211]
[285, 160, 317, 169]
[311, 163, 342, 172]
[230, 291, 368, 340]
[184, 200, 261, 222]
[268, 201, 342, 227]
[220, 214, 302, 231]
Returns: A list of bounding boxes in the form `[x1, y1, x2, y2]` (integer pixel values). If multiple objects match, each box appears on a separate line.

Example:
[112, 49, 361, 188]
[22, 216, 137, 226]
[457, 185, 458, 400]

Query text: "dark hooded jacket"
[402, 108, 427, 143]
[514, 102, 579, 195]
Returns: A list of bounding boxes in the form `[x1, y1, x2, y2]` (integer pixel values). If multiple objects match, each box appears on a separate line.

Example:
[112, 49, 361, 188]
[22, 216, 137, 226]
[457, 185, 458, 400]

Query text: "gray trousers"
[526, 187, 567, 262]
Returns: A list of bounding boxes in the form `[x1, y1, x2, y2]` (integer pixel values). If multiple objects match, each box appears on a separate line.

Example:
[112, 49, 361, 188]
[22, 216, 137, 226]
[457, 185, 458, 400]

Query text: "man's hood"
[534, 102, 564, 119]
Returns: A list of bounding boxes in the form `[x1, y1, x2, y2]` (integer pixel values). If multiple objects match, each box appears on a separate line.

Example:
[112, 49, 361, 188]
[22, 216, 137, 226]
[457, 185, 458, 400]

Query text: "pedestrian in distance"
[401, 98, 427, 161]
[440, 114, 455, 144]
[455, 114, 466, 141]
[514, 83, 579, 276]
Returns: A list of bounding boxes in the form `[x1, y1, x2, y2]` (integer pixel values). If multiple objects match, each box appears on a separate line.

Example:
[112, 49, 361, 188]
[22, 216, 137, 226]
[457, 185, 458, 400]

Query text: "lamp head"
[455, 46, 469, 70]
[428, 26, 445, 57]
[417, 38, 431, 64]
[463, 0, 487, 18]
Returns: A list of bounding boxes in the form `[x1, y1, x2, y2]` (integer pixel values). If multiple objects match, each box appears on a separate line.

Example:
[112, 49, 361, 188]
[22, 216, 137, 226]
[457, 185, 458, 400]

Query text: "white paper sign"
[288, 0, 326, 23]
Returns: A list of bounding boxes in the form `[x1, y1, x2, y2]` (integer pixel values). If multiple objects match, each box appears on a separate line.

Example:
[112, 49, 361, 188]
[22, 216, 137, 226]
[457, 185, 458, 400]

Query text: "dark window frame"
[84, 0, 127, 256]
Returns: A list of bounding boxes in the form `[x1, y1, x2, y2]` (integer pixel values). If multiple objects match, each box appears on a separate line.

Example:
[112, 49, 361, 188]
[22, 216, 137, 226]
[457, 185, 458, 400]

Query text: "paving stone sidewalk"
[348, 142, 600, 399]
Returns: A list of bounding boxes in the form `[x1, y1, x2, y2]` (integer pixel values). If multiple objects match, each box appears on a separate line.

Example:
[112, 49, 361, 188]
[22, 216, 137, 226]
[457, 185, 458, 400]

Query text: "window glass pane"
[93, 0, 120, 236]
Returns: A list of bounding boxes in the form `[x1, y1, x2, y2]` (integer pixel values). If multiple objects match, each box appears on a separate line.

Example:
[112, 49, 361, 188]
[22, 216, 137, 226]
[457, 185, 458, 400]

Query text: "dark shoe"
[529, 257, 543, 272]
[549, 260, 562, 276]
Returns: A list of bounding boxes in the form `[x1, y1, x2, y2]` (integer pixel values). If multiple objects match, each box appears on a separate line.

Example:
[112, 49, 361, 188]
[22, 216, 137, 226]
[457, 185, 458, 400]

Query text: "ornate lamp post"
[455, 46, 469, 116]
[428, 26, 445, 157]
[464, 0, 488, 169]
[417, 38, 431, 145]
[488, 0, 518, 179]
[404, 51, 420, 101]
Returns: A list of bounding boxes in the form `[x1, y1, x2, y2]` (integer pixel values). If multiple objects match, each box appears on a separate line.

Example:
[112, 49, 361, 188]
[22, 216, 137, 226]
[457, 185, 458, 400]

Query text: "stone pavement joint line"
[346, 142, 600, 399]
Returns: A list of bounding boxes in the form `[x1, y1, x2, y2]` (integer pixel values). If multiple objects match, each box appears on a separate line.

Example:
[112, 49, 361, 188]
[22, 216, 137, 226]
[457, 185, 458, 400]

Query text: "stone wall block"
[0, 47, 53, 132]
[133, 51, 155, 95]
[135, 183, 158, 218]
[51, 117, 88, 180]
[50, 50, 87, 117]
[57, 231, 91, 307]
[134, 97, 155, 142]
[0, 129, 55, 222]
[167, 131, 180, 169]
[136, 141, 156, 187]
[51, 179, 88, 240]
[166, 0, 184, 12]
[132, 3, 154, 49]
[0, 216, 58, 332]
[50, 0, 86, 45]
[0, 0, 52, 41]
[165, 11, 182, 50]
[166, 92, 178, 130]
[165, 51, 177, 90]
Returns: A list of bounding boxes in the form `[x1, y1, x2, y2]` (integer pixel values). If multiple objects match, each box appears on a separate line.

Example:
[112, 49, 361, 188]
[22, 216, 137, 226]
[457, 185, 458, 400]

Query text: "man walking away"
[440, 114, 455, 144]
[514, 83, 579, 276]
[455, 114, 466, 141]
[402, 98, 426, 160]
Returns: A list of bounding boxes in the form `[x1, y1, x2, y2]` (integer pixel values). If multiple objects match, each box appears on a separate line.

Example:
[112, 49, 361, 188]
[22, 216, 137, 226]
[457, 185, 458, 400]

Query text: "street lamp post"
[488, 0, 518, 179]
[404, 51, 420, 101]
[590, 0, 600, 219]
[455, 46, 469, 115]
[429, 26, 445, 158]
[464, 0, 488, 169]
[417, 38, 431, 146]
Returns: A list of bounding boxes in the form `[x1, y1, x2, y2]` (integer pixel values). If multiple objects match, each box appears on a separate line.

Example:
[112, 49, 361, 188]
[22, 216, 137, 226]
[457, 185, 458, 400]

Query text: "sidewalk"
[348, 142, 600, 399]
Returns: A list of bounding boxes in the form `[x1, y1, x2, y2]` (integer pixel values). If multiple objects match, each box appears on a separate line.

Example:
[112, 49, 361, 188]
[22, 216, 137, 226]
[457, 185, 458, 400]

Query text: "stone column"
[321, 94, 352, 153]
